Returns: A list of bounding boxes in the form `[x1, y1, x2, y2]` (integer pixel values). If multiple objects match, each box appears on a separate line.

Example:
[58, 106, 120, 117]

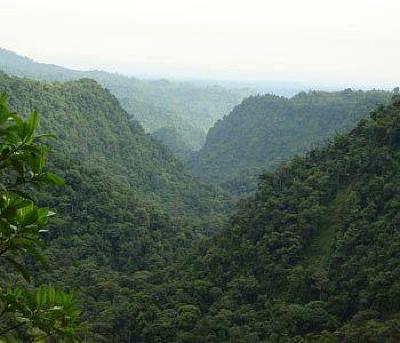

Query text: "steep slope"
[129, 98, 400, 341]
[0, 71, 228, 217]
[190, 90, 392, 192]
[0, 48, 250, 149]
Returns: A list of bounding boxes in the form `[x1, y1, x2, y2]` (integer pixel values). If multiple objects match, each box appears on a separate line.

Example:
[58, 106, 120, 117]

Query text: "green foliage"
[190, 90, 393, 194]
[0, 93, 57, 281]
[0, 96, 79, 342]
[0, 286, 80, 342]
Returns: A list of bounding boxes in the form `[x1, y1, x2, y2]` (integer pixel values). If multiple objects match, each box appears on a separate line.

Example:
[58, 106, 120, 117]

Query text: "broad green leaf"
[46, 172, 65, 186]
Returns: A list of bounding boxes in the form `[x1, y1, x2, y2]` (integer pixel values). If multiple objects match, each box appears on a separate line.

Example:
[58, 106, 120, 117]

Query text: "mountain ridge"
[0, 70, 229, 217]
[190, 90, 393, 193]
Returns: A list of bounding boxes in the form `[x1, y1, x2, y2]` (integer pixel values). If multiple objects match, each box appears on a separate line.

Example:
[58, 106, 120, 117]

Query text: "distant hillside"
[190, 90, 393, 193]
[0, 48, 250, 150]
[152, 126, 193, 160]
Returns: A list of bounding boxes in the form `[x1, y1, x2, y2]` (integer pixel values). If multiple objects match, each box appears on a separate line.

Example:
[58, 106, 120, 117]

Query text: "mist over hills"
[0, 48, 251, 150]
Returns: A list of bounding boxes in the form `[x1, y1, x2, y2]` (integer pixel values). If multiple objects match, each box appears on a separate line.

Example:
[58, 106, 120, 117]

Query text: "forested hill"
[128, 97, 400, 341]
[190, 90, 393, 193]
[0, 71, 228, 217]
[0, 71, 234, 340]
[0, 48, 250, 150]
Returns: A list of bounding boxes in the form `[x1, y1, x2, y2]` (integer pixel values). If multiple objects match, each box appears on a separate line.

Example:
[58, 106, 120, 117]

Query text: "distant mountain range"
[0, 48, 251, 150]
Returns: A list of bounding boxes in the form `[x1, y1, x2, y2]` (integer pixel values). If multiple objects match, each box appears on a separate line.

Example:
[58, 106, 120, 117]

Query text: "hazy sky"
[1, 0, 400, 87]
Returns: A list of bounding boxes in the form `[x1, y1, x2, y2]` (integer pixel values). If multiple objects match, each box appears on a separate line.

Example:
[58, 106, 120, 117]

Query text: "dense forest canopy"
[0, 48, 251, 150]
[118, 97, 400, 342]
[1, 48, 400, 342]
[190, 90, 393, 194]
[0, 70, 232, 341]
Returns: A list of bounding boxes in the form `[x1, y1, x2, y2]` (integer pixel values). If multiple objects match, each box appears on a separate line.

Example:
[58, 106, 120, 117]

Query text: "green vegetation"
[0, 48, 250, 150]
[0, 71, 231, 341]
[2, 50, 400, 342]
[0, 96, 80, 342]
[0, 71, 228, 217]
[128, 97, 400, 341]
[24, 78, 400, 341]
[152, 126, 193, 160]
[190, 90, 393, 193]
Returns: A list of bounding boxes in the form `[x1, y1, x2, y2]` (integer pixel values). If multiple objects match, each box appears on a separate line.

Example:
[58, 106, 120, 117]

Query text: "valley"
[1, 47, 400, 342]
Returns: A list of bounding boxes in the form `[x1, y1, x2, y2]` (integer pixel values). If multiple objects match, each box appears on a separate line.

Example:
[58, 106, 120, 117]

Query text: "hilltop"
[190, 90, 392, 193]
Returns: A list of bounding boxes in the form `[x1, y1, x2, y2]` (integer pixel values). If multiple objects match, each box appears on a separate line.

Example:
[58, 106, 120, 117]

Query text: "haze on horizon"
[1, 0, 400, 88]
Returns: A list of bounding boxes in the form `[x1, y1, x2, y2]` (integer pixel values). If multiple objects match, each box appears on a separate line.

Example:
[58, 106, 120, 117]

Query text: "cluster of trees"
[0, 48, 250, 150]
[190, 90, 393, 194]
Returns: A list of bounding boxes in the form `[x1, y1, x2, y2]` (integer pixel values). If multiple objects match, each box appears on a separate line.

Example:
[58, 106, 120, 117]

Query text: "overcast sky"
[1, 0, 400, 87]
